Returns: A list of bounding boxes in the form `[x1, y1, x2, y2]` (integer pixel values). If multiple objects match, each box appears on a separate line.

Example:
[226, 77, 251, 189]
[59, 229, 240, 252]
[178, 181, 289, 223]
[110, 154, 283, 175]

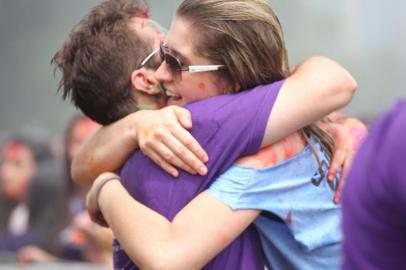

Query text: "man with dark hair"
[53, 0, 164, 125]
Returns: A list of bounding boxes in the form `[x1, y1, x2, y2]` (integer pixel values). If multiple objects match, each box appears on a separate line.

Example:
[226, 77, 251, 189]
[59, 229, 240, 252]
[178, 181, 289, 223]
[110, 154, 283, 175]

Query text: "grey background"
[0, 0, 404, 138]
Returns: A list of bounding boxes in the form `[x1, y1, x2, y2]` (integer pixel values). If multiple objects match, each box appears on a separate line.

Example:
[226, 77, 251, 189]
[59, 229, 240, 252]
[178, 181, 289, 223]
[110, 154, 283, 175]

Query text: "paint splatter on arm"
[236, 132, 306, 168]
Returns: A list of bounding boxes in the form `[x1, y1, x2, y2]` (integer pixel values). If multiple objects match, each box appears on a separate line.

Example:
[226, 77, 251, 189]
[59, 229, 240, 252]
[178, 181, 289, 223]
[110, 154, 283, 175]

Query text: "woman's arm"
[88, 114, 363, 269]
[88, 173, 259, 270]
[74, 56, 356, 188]
[261, 56, 357, 147]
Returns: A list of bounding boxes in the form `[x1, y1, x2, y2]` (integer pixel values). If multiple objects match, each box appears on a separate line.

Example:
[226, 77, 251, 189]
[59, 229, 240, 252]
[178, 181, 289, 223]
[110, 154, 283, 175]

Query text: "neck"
[134, 91, 166, 110]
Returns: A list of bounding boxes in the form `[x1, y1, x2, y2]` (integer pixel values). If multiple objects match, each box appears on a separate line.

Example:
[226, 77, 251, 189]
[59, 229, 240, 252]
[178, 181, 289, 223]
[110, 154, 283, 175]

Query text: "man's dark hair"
[52, 0, 154, 125]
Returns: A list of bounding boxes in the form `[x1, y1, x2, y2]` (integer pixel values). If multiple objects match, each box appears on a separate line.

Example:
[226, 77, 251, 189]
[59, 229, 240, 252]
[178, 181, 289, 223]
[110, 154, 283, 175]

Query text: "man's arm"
[72, 106, 209, 189]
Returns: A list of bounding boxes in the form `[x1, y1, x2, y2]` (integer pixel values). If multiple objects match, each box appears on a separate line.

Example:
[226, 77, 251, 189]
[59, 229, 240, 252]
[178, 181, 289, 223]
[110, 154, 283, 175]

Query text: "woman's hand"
[134, 106, 208, 177]
[321, 115, 368, 203]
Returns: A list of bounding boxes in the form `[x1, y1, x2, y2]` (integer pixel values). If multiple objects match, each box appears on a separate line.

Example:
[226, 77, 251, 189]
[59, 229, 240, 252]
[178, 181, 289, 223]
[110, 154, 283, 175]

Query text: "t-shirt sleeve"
[179, 80, 284, 191]
[206, 165, 278, 211]
[187, 80, 284, 160]
[206, 137, 334, 212]
[376, 101, 406, 207]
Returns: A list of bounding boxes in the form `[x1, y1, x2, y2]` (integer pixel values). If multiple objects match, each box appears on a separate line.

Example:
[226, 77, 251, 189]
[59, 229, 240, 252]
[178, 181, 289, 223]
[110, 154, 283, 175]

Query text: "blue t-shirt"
[207, 136, 342, 270]
[115, 81, 284, 270]
[342, 101, 406, 270]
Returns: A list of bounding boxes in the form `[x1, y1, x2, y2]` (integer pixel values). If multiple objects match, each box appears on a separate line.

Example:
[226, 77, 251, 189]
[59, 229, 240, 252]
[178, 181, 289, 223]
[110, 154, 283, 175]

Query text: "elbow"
[143, 258, 191, 270]
[321, 56, 357, 109]
[335, 72, 357, 109]
[339, 70, 357, 106]
[136, 249, 197, 270]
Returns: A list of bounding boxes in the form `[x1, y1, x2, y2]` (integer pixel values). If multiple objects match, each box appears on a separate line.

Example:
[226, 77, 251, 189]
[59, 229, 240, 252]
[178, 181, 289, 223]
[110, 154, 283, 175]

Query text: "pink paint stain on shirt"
[286, 211, 292, 225]
[350, 126, 368, 151]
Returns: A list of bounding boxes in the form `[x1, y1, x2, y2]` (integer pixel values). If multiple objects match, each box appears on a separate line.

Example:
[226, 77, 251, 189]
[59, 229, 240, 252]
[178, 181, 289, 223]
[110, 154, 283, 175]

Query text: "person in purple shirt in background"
[54, 0, 357, 269]
[342, 101, 406, 270]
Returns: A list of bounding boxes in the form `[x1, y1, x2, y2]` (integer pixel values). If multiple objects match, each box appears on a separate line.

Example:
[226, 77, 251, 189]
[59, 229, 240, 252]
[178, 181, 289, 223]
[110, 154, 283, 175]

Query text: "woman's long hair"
[177, 0, 334, 158]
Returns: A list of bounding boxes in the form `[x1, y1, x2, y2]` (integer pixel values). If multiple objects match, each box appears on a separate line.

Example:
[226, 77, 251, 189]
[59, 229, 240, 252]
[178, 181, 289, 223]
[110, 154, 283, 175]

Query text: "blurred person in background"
[58, 114, 112, 265]
[0, 127, 63, 256]
[64, 115, 101, 217]
[18, 115, 113, 266]
[342, 101, 406, 270]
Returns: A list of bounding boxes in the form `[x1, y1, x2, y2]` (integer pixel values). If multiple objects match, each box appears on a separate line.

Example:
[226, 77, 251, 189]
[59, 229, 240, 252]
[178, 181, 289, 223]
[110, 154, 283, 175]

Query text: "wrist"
[98, 178, 123, 212]
[87, 173, 121, 226]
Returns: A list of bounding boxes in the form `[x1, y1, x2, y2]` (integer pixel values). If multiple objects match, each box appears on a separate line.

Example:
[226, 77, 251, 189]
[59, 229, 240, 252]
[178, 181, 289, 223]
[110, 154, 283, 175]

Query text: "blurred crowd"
[0, 114, 113, 267]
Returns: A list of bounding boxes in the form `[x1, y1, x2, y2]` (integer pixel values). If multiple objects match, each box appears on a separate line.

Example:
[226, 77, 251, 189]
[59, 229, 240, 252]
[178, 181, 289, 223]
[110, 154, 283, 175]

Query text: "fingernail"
[202, 155, 209, 163]
[172, 170, 179, 177]
[183, 117, 192, 127]
[199, 166, 207, 175]
[328, 171, 335, 180]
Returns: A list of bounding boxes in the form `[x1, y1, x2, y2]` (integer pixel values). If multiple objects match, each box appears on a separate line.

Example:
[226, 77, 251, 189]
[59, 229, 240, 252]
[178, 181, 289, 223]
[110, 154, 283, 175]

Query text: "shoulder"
[185, 80, 285, 120]
[368, 100, 406, 160]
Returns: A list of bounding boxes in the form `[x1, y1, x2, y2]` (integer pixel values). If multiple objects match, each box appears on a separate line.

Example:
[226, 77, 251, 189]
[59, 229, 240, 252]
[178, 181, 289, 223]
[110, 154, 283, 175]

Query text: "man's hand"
[134, 106, 208, 177]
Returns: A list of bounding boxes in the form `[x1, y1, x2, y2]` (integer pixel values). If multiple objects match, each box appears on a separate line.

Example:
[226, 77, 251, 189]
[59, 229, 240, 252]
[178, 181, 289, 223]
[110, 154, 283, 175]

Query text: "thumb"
[173, 106, 192, 129]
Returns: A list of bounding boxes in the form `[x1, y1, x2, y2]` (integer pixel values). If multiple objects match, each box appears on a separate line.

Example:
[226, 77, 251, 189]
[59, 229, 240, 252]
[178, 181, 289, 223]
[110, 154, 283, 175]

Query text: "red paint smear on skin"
[286, 211, 292, 225]
[282, 138, 294, 159]
[198, 82, 206, 92]
[255, 147, 279, 166]
[4, 143, 24, 161]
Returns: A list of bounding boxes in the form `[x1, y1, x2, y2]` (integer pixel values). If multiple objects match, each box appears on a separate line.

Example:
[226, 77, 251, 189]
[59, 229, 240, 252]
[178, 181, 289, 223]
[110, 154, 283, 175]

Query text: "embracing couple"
[53, 0, 364, 269]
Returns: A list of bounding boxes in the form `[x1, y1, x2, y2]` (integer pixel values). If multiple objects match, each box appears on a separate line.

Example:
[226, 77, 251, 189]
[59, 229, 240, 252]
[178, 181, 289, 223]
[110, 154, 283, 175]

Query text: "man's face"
[130, 17, 166, 52]
[128, 17, 168, 107]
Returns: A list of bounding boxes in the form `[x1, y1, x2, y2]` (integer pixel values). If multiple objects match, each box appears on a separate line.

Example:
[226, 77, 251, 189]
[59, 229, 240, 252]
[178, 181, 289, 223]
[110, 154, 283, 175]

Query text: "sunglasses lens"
[160, 43, 182, 76]
[166, 54, 182, 74]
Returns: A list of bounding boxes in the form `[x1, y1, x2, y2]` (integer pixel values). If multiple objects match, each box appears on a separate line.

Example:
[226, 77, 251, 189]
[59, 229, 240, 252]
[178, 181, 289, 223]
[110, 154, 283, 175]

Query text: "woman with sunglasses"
[79, 0, 364, 269]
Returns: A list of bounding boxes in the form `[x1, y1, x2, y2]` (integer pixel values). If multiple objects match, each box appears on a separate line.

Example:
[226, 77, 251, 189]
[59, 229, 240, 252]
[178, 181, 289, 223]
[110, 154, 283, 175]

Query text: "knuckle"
[139, 141, 147, 150]
[153, 129, 165, 140]
[183, 139, 194, 148]
[163, 153, 175, 162]
[174, 147, 186, 156]
[144, 139, 154, 148]
[164, 122, 175, 129]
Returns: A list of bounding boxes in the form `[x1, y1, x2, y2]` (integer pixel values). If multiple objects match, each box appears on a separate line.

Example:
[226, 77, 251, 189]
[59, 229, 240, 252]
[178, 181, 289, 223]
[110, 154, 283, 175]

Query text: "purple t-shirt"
[342, 101, 406, 270]
[115, 81, 284, 270]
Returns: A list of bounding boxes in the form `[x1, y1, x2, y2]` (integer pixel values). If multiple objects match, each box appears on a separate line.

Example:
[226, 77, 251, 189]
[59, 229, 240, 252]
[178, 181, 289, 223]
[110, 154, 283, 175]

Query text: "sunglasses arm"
[188, 65, 224, 73]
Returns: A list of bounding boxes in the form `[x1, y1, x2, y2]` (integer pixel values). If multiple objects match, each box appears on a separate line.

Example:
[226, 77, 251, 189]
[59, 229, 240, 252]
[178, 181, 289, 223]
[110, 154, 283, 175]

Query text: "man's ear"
[130, 69, 160, 95]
